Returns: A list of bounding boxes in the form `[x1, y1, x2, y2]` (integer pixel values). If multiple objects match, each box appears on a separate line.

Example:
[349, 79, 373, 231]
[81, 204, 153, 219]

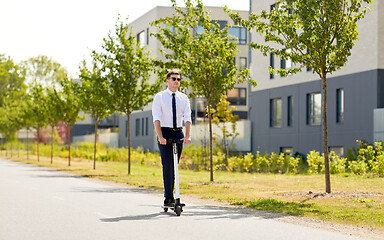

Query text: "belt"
[161, 127, 183, 131]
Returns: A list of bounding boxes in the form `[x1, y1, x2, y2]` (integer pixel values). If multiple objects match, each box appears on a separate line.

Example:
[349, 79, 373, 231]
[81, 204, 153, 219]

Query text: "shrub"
[348, 149, 369, 175]
[306, 150, 323, 174]
[329, 152, 346, 174]
[288, 155, 300, 174]
[368, 142, 384, 177]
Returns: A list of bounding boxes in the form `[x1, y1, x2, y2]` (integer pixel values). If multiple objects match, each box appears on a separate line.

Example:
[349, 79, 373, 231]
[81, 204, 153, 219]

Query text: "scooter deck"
[161, 203, 186, 209]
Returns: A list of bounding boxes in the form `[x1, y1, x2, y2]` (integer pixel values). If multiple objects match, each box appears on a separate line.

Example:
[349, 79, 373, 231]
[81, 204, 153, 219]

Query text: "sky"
[0, 0, 249, 78]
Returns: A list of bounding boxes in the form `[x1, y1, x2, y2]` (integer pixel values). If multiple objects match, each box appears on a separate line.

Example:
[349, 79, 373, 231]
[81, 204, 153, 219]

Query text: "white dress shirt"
[152, 88, 192, 128]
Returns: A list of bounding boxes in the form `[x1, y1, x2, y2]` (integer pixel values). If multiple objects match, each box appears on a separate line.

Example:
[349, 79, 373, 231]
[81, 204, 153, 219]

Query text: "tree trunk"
[223, 124, 228, 165]
[5, 137, 8, 157]
[208, 104, 214, 182]
[10, 139, 13, 158]
[17, 133, 19, 158]
[51, 125, 54, 164]
[68, 124, 71, 167]
[321, 73, 331, 193]
[127, 113, 131, 175]
[37, 128, 40, 162]
[93, 121, 98, 170]
[27, 129, 29, 160]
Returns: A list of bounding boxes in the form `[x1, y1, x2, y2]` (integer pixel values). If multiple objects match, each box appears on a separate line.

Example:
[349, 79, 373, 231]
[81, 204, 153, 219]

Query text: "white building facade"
[118, 6, 250, 151]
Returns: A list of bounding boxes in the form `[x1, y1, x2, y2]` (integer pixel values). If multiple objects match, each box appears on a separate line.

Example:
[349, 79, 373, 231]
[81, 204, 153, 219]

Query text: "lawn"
[3, 151, 384, 231]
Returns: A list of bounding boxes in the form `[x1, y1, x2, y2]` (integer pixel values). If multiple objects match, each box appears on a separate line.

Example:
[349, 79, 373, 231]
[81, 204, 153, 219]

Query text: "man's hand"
[182, 137, 191, 145]
[158, 137, 167, 145]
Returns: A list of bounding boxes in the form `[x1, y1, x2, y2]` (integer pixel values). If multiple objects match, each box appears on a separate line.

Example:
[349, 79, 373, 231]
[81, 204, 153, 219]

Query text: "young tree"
[59, 78, 82, 166]
[101, 17, 160, 175]
[24, 56, 68, 162]
[79, 56, 113, 170]
[46, 87, 65, 164]
[0, 102, 24, 158]
[18, 96, 35, 160]
[227, 0, 372, 193]
[211, 97, 239, 161]
[0, 55, 26, 158]
[152, 0, 255, 182]
[29, 83, 49, 161]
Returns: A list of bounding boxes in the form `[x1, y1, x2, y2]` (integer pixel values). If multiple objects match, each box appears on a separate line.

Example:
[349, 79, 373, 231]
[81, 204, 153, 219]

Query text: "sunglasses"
[170, 77, 181, 82]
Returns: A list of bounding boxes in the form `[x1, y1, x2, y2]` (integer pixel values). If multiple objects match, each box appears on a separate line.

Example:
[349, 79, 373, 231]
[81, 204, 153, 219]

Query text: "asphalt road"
[0, 158, 368, 240]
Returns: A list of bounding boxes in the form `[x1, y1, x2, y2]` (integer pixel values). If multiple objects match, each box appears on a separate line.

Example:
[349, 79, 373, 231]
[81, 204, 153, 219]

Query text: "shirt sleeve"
[183, 96, 192, 124]
[152, 93, 162, 123]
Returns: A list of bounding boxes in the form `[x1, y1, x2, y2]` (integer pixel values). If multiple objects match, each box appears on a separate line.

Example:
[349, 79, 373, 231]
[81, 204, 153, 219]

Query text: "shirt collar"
[166, 88, 178, 95]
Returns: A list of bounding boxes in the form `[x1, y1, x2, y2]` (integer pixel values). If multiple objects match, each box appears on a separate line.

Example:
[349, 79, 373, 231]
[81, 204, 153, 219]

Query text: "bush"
[307, 150, 323, 174]
[329, 152, 346, 174]
[21, 139, 384, 177]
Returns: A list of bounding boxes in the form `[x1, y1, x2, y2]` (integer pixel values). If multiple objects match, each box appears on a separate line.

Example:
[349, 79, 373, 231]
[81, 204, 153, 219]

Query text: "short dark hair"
[166, 69, 180, 79]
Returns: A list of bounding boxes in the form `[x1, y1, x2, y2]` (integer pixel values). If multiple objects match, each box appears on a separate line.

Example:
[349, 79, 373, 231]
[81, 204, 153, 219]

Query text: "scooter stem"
[173, 142, 180, 199]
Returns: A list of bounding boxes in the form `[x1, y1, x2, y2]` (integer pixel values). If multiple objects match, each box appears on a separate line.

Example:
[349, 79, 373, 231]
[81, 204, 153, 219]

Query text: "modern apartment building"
[118, 6, 250, 151]
[248, 0, 384, 155]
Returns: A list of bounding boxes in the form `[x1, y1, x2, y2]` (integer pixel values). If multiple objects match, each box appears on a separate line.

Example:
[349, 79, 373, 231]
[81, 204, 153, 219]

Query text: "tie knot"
[172, 93, 175, 96]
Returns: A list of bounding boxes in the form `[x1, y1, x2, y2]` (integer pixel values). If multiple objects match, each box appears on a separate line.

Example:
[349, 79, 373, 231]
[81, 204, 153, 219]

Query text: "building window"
[209, 20, 227, 30]
[270, 98, 282, 128]
[227, 88, 246, 105]
[142, 118, 145, 136]
[336, 88, 344, 123]
[306, 48, 312, 72]
[307, 93, 321, 125]
[137, 31, 145, 47]
[271, 4, 276, 12]
[270, 53, 274, 79]
[228, 27, 247, 44]
[285, 49, 292, 70]
[135, 118, 140, 136]
[280, 53, 286, 70]
[280, 147, 293, 154]
[145, 117, 149, 136]
[329, 146, 344, 156]
[287, 96, 293, 127]
[146, 28, 149, 45]
[195, 25, 204, 36]
[240, 57, 247, 69]
[281, 49, 292, 74]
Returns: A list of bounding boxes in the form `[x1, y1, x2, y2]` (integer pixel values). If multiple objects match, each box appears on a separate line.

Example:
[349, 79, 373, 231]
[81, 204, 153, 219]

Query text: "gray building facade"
[249, 0, 384, 155]
[250, 69, 384, 155]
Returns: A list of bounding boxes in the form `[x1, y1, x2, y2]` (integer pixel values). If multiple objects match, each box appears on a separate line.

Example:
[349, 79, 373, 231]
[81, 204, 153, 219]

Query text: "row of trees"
[0, 1, 255, 178]
[1, 0, 372, 193]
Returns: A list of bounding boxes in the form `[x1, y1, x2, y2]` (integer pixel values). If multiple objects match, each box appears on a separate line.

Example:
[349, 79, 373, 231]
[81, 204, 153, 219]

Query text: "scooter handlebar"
[166, 139, 184, 145]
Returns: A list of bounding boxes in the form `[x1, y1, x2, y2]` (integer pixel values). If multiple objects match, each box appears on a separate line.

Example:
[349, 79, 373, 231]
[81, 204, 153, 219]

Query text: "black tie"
[172, 93, 177, 129]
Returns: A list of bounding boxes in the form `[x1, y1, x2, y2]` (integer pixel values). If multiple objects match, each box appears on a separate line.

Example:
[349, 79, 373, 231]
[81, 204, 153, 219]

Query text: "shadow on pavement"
[100, 204, 285, 222]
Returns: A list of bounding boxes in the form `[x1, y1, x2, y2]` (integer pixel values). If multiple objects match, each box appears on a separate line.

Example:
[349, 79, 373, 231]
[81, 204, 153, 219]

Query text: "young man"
[152, 69, 191, 206]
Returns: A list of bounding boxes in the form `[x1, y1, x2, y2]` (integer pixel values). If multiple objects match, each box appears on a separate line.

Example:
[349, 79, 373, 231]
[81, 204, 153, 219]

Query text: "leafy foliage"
[226, 0, 372, 193]
[101, 16, 160, 174]
[211, 97, 239, 157]
[152, 0, 256, 181]
[0, 55, 26, 108]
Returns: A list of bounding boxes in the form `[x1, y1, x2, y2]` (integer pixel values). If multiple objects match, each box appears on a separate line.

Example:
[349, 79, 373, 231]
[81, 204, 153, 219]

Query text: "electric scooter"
[162, 139, 185, 216]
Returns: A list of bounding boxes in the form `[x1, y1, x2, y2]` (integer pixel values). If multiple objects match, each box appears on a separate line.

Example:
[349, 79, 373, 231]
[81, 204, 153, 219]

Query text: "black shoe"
[164, 198, 175, 207]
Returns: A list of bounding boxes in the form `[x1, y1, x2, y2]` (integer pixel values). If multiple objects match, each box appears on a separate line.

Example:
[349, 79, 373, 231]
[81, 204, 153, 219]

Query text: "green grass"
[2, 151, 384, 231]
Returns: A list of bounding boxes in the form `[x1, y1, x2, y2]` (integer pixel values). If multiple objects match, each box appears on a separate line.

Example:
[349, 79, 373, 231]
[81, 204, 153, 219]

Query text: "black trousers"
[158, 127, 184, 199]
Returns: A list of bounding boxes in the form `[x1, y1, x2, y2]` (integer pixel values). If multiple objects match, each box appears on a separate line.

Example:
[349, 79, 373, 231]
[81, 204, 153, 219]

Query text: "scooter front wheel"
[175, 205, 182, 216]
